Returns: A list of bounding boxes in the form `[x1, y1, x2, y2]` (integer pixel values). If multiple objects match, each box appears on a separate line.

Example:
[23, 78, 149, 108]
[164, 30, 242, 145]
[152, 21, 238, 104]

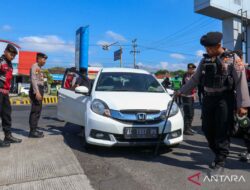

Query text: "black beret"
[187, 63, 196, 69]
[200, 32, 223, 47]
[5, 44, 18, 54]
[37, 52, 48, 59]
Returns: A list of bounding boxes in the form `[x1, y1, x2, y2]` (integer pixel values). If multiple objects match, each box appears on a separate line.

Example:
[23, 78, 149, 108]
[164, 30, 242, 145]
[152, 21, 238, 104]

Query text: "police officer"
[233, 50, 250, 162]
[182, 63, 197, 135]
[73, 68, 91, 89]
[176, 32, 250, 171]
[161, 72, 171, 89]
[29, 53, 47, 138]
[172, 75, 182, 104]
[0, 44, 22, 147]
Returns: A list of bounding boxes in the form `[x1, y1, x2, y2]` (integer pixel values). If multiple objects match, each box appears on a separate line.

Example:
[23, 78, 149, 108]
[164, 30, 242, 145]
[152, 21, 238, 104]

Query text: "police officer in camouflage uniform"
[234, 50, 250, 162]
[29, 53, 47, 138]
[177, 32, 250, 171]
[0, 44, 22, 147]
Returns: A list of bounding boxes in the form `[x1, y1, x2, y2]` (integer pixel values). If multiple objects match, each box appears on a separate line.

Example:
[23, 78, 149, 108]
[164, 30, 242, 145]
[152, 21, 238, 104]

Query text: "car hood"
[93, 92, 171, 111]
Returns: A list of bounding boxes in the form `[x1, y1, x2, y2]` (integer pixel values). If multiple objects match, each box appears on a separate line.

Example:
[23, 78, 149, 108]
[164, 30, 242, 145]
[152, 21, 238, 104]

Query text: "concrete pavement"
[0, 126, 93, 190]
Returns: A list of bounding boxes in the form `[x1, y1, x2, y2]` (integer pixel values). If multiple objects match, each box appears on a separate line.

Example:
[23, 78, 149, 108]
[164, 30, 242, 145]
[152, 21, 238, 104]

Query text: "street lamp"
[102, 41, 118, 51]
[101, 42, 123, 67]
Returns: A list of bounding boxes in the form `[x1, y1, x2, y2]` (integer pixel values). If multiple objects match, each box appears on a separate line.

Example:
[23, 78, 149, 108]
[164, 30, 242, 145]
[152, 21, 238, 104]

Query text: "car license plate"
[124, 127, 158, 139]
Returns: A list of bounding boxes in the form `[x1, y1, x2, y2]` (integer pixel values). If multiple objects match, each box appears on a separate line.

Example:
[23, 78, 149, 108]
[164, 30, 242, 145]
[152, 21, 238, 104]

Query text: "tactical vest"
[200, 51, 234, 90]
[0, 56, 13, 91]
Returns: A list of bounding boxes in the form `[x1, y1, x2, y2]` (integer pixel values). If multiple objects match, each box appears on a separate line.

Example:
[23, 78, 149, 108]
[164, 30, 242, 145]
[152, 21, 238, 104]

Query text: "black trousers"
[182, 96, 194, 131]
[0, 92, 12, 135]
[29, 86, 44, 131]
[202, 92, 234, 162]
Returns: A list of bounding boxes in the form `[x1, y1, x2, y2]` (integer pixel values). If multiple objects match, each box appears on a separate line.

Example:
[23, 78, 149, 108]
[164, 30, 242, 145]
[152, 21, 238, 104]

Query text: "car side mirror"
[75, 86, 89, 95]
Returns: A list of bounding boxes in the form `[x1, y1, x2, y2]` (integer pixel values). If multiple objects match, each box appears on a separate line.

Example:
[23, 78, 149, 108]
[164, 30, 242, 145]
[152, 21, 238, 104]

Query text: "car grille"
[113, 119, 163, 125]
[110, 109, 164, 125]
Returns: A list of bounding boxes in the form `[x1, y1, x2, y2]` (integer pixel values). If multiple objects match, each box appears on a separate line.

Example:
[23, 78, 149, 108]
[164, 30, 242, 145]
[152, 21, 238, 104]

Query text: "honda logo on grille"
[137, 113, 147, 121]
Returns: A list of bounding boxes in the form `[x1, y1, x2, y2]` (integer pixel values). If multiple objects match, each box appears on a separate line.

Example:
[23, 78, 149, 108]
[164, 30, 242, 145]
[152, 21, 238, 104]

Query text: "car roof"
[101, 68, 150, 74]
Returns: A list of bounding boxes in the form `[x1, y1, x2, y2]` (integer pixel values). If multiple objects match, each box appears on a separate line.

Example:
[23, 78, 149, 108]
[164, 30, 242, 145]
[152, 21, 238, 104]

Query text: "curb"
[10, 96, 58, 105]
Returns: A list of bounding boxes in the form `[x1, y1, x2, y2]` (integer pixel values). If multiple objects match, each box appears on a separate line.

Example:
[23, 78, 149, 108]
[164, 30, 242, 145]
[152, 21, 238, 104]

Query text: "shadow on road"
[10, 122, 250, 171]
[42, 123, 208, 171]
[42, 116, 64, 122]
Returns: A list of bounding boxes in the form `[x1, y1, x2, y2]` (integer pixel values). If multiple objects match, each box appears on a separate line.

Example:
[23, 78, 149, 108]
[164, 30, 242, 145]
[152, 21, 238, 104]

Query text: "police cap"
[200, 32, 223, 47]
[187, 63, 196, 69]
[5, 44, 18, 55]
[37, 52, 48, 59]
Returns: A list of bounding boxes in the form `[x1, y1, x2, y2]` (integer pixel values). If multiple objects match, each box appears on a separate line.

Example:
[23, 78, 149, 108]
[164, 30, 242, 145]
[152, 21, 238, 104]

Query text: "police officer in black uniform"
[161, 73, 171, 89]
[177, 32, 250, 171]
[0, 44, 22, 147]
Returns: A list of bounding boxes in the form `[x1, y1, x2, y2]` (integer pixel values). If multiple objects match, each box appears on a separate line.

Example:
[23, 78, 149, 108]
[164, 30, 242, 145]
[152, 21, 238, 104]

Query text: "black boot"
[184, 119, 194, 135]
[209, 156, 225, 174]
[239, 151, 250, 162]
[184, 128, 194, 135]
[29, 130, 44, 138]
[209, 161, 225, 175]
[190, 128, 197, 134]
[4, 133, 22, 143]
[0, 139, 10, 148]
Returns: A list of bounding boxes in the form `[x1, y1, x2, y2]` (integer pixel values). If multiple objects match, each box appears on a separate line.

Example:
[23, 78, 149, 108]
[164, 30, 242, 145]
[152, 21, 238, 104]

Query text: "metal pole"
[154, 95, 176, 156]
[130, 39, 140, 68]
[133, 46, 136, 68]
[244, 11, 248, 63]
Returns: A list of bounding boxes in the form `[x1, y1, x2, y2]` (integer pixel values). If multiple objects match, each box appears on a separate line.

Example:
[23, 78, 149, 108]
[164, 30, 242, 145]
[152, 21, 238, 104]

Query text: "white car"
[166, 88, 174, 96]
[20, 87, 30, 95]
[57, 68, 184, 147]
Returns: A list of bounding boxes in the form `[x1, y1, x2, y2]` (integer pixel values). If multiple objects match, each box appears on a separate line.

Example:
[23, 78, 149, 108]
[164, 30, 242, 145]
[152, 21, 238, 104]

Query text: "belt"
[0, 88, 9, 94]
[204, 91, 228, 96]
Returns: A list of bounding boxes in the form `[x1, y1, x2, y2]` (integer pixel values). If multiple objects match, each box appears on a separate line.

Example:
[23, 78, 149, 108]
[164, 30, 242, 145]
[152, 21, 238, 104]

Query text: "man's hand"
[174, 90, 181, 97]
[35, 92, 43, 101]
[237, 107, 248, 117]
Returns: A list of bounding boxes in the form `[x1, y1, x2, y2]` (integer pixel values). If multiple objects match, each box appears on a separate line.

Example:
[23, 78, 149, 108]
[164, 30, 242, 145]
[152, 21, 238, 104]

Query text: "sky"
[0, 0, 222, 72]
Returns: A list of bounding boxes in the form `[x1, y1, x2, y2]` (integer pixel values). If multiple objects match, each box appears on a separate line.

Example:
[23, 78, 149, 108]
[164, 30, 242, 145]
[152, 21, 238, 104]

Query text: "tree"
[170, 70, 185, 77]
[48, 67, 66, 74]
[155, 69, 169, 76]
[43, 69, 53, 84]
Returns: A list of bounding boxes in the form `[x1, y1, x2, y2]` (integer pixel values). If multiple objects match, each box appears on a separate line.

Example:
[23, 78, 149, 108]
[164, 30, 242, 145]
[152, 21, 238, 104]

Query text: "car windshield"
[96, 72, 165, 93]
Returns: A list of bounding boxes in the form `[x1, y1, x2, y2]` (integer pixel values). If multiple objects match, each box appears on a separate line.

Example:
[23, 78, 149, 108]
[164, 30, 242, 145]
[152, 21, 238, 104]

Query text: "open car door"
[57, 68, 89, 126]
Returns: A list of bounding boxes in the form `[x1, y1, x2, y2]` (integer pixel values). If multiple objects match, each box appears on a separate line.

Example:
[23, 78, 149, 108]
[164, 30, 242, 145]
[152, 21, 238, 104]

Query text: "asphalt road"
[6, 104, 250, 190]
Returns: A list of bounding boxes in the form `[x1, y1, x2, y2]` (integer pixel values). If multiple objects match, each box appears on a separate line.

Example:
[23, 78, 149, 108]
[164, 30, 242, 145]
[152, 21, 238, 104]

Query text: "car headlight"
[91, 99, 111, 117]
[160, 101, 179, 119]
